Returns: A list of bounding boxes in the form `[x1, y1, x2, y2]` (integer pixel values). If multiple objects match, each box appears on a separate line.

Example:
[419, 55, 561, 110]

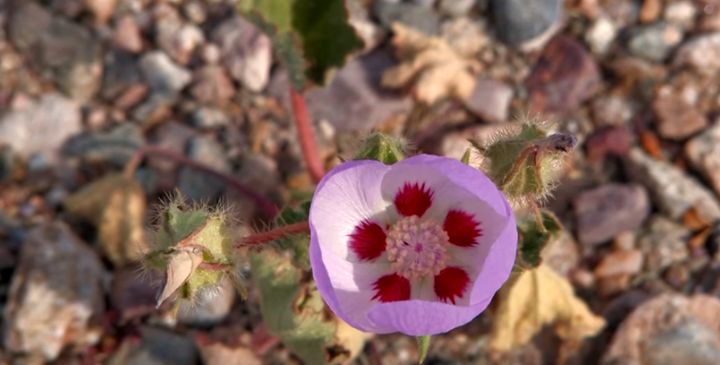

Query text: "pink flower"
[309, 154, 517, 336]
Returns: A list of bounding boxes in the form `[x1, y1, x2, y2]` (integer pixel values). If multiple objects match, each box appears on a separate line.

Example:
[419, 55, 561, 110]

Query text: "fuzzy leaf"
[249, 247, 371, 364]
[239, 0, 364, 90]
[517, 209, 563, 268]
[489, 264, 606, 352]
[63, 173, 147, 266]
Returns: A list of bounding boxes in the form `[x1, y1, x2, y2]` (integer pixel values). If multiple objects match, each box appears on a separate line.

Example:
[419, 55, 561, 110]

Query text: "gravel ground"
[2, 0, 720, 364]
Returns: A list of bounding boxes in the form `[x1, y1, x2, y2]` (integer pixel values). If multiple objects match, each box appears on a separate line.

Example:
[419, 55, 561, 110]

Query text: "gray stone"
[603, 294, 720, 365]
[0, 94, 82, 161]
[627, 22, 683, 62]
[155, 10, 204, 65]
[101, 49, 142, 101]
[139, 51, 192, 97]
[8, 2, 102, 101]
[674, 32, 720, 75]
[626, 148, 720, 221]
[296, 49, 413, 132]
[638, 216, 690, 272]
[3, 221, 105, 362]
[663, 1, 698, 30]
[177, 135, 231, 201]
[685, 122, 720, 198]
[191, 108, 230, 129]
[439, 0, 475, 17]
[62, 123, 145, 166]
[574, 183, 651, 246]
[463, 77, 513, 122]
[643, 319, 720, 365]
[107, 326, 197, 365]
[652, 89, 707, 140]
[491, 0, 562, 49]
[585, 16, 618, 55]
[190, 65, 236, 104]
[211, 16, 272, 92]
[372, 1, 441, 35]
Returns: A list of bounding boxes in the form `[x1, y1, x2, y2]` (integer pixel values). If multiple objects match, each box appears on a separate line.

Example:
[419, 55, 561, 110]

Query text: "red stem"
[124, 146, 280, 217]
[289, 85, 325, 183]
[236, 221, 310, 247]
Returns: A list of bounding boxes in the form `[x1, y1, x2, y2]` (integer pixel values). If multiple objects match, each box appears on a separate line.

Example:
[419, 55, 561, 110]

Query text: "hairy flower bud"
[471, 121, 578, 207]
[353, 132, 407, 164]
[144, 192, 246, 307]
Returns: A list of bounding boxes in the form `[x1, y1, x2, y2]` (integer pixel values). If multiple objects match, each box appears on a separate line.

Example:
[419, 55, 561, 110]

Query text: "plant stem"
[236, 221, 310, 247]
[124, 146, 280, 217]
[289, 84, 325, 184]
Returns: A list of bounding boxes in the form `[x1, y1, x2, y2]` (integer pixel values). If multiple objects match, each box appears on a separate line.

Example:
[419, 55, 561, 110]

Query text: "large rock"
[3, 221, 106, 362]
[8, 2, 102, 101]
[674, 32, 720, 75]
[685, 122, 720, 198]
[0, 94, 82, 162]
[491, 0, 563, 49]
[626, 148, 720, 221]
[602, 294, 720, 365]
[525, 35, 601, 114]
[574, 183, 650, 246]
[211, 16, 272, 92]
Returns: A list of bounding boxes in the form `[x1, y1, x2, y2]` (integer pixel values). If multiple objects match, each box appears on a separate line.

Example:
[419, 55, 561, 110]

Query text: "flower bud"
[472, 121, 578, 206]
[353, 132, 407, 164]
[144, 192, 245, 307]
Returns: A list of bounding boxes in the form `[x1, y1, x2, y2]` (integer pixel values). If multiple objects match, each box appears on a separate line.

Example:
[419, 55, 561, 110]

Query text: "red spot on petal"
[372, 274, 411, 303]
[349, 220, 387, 261]
[434, 267, 470, 305]
[394, 182, 434, 217]
[443, 210, 482, 247]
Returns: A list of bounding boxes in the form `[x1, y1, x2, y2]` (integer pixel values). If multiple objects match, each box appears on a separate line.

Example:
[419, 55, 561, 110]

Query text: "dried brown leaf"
[156, 247, 204, 308]
[382, 23, 479, 104]
[489, 264, 606, 352]
[63, 173, 147, 266]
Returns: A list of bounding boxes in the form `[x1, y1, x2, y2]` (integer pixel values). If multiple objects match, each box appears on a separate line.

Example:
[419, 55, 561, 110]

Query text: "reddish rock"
[585, 125, 633, 166]
[574, 183, 651, 246]
[653, 90, 707, 140]
[113, 15, 143, 53]
[594, 249, 644, 278]
[525, 35, 601, 114]
[190, 65, 236, 104]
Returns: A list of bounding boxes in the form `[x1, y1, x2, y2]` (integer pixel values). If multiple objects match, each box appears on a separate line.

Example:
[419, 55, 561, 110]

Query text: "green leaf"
[250, 247, 368, 364]
[417, 335, 431, 364]
[460, 148, 471, 165]
[239, 0, 364, 90]
[273, 203, 312, 270]
[516, 209, 563, 268]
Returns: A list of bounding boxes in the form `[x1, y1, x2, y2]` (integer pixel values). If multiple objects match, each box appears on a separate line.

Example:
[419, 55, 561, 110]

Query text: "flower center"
[385, 216, 449, 280]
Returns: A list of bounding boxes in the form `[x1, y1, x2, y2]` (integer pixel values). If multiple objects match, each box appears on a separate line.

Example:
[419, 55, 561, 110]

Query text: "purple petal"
[310, 160, 392, 261]
[391, 154, 517, 305]
[310, 159, 394, 332]
[394, 154, 510, 217]
[367, 296, 493, 336]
